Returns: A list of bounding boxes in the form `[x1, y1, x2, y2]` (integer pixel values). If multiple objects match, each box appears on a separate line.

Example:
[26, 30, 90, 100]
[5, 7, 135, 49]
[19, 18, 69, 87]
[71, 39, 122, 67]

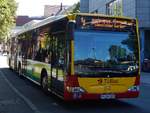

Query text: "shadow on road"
[56, 99, 141, 113]
[0, 68, 144, 113]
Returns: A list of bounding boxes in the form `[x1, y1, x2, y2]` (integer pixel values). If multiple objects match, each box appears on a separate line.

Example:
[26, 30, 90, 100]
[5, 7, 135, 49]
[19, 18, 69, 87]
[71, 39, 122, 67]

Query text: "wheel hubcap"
[18, 67, 21, 75]
[42, 76, 48, 88]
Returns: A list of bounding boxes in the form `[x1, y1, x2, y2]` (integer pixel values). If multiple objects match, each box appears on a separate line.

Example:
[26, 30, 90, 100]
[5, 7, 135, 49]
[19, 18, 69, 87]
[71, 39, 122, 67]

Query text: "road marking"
[0, 70, 41, 113]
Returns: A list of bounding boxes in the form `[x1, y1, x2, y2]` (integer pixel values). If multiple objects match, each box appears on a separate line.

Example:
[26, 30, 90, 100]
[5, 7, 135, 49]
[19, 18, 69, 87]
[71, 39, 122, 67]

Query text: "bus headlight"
[128, 86, 139, 92]
[72, 87, 85, 93]
[66, 86, 86, 99]
[66, 86, 85, 93]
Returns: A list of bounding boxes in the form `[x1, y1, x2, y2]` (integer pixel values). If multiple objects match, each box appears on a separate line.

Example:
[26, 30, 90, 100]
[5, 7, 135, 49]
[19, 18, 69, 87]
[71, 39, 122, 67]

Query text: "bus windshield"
[74, 30, 139, 77]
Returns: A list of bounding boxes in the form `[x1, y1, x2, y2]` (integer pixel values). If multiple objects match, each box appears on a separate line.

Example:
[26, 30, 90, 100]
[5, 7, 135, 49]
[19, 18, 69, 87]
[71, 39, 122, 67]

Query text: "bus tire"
[8, 59, 12, 70]
[41, 71, 48, 93]
[18, 63, 22, 77]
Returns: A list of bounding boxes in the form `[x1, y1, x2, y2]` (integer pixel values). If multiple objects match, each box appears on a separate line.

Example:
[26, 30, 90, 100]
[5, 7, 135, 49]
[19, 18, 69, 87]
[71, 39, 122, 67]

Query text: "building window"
[145, 30, 150, 59]
[91, 9, 98, 14]
[106, 0, 123, 16]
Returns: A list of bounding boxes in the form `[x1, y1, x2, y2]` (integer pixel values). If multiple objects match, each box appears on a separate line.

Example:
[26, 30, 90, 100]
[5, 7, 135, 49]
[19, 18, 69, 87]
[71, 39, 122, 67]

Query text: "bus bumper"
[64, 91, 139, 101]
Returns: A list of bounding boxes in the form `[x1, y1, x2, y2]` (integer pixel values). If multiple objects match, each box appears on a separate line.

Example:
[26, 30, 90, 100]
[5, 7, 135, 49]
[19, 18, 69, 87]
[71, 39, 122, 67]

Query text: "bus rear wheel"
[41, 74, 48, 93]
[8, 59, 12, 70]
[18, 64, 22, 77]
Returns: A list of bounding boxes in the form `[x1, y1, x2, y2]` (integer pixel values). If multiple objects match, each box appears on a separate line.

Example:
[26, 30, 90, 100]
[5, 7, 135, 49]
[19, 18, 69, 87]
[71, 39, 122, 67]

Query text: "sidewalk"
[141, 72, 150, 84]
[0, 55, 9, 68]
[0, 55, 34, 113]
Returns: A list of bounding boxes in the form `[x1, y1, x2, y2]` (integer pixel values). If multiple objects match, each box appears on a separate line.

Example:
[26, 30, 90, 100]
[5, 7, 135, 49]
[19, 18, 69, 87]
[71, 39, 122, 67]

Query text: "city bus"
[8, 13, 140, 100]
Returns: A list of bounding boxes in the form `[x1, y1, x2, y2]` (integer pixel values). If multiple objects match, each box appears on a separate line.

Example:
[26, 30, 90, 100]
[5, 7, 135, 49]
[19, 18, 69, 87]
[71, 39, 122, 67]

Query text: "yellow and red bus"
[8, 13, 140, 100]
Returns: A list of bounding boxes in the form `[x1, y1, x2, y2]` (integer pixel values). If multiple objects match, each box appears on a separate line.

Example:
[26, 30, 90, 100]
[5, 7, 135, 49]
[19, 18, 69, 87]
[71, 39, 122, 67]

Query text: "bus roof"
[12, 13, 136, 37]
[13, 15, 67, 37]
[76, 13, 136, 20]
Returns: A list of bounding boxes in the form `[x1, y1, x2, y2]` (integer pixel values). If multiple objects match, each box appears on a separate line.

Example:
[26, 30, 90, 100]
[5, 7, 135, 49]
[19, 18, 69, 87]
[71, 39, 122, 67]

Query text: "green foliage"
[0, 0, 17, 41]
[71, 2, 80, 13]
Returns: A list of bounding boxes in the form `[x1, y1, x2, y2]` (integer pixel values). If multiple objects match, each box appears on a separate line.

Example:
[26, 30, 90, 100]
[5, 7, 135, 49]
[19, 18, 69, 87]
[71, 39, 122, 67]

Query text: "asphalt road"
[0, 55, 150, 113]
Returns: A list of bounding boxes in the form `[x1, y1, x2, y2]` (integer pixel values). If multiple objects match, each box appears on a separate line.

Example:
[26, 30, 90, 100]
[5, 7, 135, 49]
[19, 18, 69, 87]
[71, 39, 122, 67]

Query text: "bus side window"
[58, 35, 65, 68]
[51, 33, 65, 81]
[34, 32, 51, 63]
[51, 36, 57, 66]
[43, 35, 51, 63]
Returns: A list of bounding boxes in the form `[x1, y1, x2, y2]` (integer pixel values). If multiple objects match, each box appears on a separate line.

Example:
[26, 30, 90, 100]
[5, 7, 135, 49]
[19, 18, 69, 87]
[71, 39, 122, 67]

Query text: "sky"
[15, 0, 79, 17]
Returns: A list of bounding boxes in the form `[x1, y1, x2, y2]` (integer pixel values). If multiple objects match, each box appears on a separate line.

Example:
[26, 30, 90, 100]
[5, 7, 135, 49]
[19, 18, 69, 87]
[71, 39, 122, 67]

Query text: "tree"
[0, 0, 17, 41]
[71, 2, 80, 13]
[121, 33, 138, 56]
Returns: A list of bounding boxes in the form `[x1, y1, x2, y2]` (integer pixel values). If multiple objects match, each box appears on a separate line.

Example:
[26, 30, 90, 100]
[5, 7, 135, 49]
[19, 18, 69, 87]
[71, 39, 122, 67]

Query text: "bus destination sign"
[76, 15, 136, 30]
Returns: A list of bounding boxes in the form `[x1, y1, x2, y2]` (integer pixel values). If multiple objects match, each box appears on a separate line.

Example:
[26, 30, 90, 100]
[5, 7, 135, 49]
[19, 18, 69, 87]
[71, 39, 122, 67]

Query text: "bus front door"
[50, 35, 64, 96]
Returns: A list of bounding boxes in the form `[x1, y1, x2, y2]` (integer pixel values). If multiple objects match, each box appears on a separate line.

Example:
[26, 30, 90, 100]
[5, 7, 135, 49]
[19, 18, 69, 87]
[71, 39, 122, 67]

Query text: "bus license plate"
[100, 94, 116, 99]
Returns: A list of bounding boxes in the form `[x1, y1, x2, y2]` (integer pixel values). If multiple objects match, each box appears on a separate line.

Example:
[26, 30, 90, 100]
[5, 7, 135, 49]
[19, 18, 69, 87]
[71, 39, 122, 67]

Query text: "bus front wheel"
[41, 73, 48, 93]
[8, 59, 12, 69]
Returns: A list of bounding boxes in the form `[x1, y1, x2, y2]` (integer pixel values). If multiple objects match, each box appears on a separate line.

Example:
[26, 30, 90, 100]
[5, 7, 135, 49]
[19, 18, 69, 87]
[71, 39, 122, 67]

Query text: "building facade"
[80, 0, 150, 63]
[80, 0, 90, 13]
